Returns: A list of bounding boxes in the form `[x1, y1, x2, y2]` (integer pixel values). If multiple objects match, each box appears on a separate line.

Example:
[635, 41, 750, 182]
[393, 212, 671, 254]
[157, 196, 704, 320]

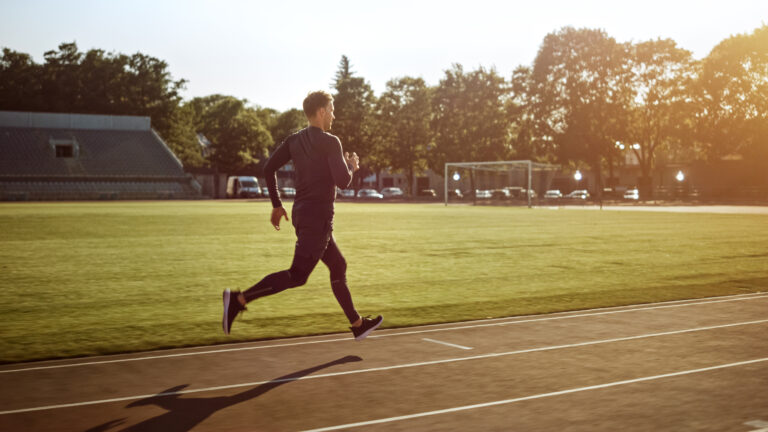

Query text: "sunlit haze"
[2, 0, 766, 111]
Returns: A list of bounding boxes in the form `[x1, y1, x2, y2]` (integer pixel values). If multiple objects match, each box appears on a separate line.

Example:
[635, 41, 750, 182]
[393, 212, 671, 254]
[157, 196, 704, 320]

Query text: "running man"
[222, 90, 383, 341]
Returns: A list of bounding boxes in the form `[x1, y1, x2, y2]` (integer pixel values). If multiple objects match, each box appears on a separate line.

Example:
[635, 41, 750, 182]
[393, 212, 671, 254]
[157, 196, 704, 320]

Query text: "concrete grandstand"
[0, 111, 201, 200]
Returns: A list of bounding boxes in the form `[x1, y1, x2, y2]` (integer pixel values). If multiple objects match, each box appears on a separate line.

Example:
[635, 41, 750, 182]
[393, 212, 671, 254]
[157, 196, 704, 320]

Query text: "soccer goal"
[444, 160, 561, 207]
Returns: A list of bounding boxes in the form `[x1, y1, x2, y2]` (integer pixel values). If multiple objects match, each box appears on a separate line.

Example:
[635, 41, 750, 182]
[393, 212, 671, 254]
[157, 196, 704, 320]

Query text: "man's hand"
[344, 151, 360, 172]
[271, 206, 289, 230]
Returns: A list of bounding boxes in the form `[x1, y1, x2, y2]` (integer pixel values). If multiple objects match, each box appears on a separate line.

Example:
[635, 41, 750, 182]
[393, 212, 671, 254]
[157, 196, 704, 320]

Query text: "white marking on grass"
[1, 318, 766, 415]
[1, 292, 766, 374]
[302, 357, 768, 432]
[422, 338, 473, 350]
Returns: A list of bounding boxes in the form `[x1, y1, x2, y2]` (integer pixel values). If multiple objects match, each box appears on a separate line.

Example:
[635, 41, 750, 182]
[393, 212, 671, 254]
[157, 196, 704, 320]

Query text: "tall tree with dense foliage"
[330, 56, 376, 189]
[623, 38, 695, 199]
[531, 27, 631, 197]
[430, 64, 509, 173]
[186, 95, 273, 173]
[507, 65, 555, 161]
[0, 48, 43, 110]
[692, 25, 768, 165]
[269, 108, 307, 150]
[0, 42, 201, 166]
[371, 76, 432, 194]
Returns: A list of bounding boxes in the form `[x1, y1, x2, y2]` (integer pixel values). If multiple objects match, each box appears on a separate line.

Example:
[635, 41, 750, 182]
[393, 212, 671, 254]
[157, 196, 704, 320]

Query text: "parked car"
[226, 176, 261, 198]
[279, 187, 296, 198]
[492, 189, 511, 200]
[474, 189, 492, 199]
[506, 187, 536, 200]
[624, 188, 640, 200]
[380, 187, 404, 199]
[565, 189, 590, 200]
[260, 182, 271, 198]
[544, 189, 563, 199]
[337, 188, 355, 199]
[357, 188, 383, 199]
[418, 189, 437, 198]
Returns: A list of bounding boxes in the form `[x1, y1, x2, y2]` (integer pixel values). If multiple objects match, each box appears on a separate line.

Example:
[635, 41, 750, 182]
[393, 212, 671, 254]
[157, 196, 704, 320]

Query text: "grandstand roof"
[0, 111, 151, 131]
[0, 111, 185, 179]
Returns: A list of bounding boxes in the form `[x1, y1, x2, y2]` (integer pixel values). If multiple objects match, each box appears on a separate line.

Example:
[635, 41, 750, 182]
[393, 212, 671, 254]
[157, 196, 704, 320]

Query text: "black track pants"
[243, 216, 359, 325]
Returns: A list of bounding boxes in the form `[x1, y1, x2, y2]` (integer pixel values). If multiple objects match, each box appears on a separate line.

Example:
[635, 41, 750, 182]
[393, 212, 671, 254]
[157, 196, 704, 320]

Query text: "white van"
[226, 176, 261, 198]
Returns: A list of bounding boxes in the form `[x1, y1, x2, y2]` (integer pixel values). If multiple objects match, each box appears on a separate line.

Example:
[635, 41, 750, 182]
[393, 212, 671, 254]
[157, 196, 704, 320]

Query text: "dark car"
[492, 189, 511, 200]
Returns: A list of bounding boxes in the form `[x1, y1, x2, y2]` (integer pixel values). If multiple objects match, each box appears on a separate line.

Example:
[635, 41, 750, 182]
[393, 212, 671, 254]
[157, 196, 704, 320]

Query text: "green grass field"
[1, 201, 767, 363]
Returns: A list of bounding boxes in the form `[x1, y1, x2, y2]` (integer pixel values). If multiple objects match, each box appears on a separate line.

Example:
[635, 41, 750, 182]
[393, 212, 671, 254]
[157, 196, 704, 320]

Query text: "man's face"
[321, 101, 335, 130]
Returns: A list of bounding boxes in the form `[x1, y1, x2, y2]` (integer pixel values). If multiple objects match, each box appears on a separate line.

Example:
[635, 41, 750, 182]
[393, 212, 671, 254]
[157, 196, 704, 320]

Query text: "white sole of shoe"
[354, 317, 383, 341]
[222, 289, 231, 335]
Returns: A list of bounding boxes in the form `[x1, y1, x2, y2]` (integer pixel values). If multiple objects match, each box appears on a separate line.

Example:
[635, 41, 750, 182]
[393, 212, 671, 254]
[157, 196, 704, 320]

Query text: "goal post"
[444, 160, 561, 208]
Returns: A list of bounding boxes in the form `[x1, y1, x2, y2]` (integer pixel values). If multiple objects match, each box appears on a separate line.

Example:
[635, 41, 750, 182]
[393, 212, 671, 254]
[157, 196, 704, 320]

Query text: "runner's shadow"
[104, 355, 362, 432]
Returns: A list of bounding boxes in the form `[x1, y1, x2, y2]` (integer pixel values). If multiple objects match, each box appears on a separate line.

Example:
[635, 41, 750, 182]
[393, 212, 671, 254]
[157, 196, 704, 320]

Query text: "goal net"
[444, 161, 561, 207]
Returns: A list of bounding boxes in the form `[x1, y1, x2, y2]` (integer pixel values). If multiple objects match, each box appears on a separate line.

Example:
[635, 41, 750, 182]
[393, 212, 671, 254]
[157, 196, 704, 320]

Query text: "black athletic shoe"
[351, 315, 383, 341]
[222, 289, 246, 335]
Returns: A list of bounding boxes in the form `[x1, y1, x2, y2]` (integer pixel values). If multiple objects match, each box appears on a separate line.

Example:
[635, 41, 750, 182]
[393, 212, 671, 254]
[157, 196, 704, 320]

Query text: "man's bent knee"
[287, 254, 316, 288]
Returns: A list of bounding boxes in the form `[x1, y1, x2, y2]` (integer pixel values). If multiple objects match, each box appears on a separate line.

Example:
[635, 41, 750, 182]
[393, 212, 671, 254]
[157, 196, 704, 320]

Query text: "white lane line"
[745, 420, 768, 432]
[2, 292, 766, 374]
[371, 293, 768, 339]
[1, 318, 766, 415]
[302, 356, 768, 431]
[423, 338, 473, 350]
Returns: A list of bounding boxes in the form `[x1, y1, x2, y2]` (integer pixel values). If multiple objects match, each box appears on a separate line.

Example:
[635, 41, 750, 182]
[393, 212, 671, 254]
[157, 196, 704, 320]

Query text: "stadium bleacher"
[0, 111, 201, 200]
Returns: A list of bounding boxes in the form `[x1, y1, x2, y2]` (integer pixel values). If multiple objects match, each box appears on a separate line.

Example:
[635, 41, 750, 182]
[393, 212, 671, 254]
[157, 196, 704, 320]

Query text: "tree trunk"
[638, 147, 654, 201]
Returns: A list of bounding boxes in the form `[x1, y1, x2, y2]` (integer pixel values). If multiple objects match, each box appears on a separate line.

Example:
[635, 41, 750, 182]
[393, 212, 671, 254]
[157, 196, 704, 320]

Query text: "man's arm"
[264, 141, 291, 209]
[327, 137, 356, 188]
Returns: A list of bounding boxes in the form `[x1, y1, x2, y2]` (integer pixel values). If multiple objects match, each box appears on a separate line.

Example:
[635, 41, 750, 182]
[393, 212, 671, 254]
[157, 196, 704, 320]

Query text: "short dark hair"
[303, 91, 333, 118]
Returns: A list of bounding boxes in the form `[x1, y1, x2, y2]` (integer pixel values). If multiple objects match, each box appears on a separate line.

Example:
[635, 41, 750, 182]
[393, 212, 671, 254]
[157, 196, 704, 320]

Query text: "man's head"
[303, 91, 334, 131]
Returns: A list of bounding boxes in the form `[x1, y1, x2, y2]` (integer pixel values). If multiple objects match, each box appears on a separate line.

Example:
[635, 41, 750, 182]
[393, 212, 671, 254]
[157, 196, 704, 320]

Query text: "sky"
[1, 0, 766, 112]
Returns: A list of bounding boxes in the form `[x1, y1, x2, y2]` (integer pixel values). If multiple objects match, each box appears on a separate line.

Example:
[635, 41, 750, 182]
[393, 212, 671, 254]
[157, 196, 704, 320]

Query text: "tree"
[0, 42, 197, 164]
[39, 42, 84, 113]
[331, 56, 376, 189]
[507, 65, 555, 161]
[371, 76, 432, 194]
[269, 108, 307, 150]
[0, 48, 43, 111]
[121, 51, 188, 139]
[531, 27, 631, 200]
[161, 103, 206, 168]
[334, 55, 354, 84]
[623, 38, 695, 199]
[430, 64, 509, 173]
[692, 25, 768, 164]
[187, 95, 273, 173]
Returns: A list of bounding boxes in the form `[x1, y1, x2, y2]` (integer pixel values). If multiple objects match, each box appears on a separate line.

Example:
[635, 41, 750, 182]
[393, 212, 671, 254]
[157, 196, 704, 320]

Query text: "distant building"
[0, 111, 201, 200]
